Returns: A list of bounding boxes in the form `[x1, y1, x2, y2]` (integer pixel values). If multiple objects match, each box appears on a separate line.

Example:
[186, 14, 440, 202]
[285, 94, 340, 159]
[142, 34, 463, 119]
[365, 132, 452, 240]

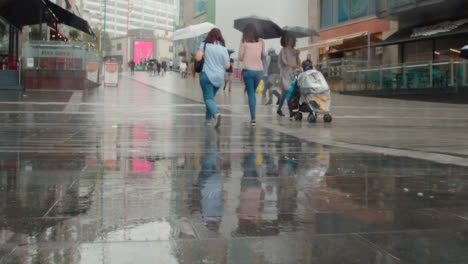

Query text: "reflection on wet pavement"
[1, 78, 467, 263]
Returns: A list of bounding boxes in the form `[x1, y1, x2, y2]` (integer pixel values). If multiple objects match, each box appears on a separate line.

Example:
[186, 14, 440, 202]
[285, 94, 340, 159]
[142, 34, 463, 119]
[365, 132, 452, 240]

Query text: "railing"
[316, 58, 368, 79]
[343, 59, 468, 92]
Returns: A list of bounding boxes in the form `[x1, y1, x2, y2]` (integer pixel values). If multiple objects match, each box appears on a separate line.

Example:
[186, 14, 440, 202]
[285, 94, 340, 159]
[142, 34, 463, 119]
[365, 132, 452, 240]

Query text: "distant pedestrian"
[161, 61, 167, 76]
[180, 61, 188, 78]
[264, 48, 280, 105]
[224, 58, 234, 91]
[153, 62, 158, 76]
[277, 33, 301, 117]
[129, 60, 135, 75]
[157, 61, 162, 76]
[196, 28, 230, 129]
[302, 54, 314, 71]
[239, 24, 266, 126]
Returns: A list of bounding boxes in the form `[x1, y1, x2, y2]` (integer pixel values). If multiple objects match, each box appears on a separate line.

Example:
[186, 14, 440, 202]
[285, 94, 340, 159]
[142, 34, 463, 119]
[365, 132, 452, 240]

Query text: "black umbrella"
[461, 45, 468, 59]
[282, 26, 319, 38]
[228, 49, 235, 55]
[234, 15, 283, 39]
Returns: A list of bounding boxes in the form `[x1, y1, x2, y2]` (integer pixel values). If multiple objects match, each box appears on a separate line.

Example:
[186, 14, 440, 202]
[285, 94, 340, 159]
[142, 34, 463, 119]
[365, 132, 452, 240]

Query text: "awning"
[0, 0, 95, 37]
[377, 19, 468, 47]
[298, 31, 369, 51]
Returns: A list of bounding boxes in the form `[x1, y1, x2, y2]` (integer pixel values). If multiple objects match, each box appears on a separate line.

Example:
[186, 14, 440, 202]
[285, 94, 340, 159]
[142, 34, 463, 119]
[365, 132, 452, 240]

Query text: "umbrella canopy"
[172, 22, 217, 41]
[228, 49, 235, 54]
[461, 45, 468, 59]
[282, 26, 319, 38]
[234, 15, 283, 39]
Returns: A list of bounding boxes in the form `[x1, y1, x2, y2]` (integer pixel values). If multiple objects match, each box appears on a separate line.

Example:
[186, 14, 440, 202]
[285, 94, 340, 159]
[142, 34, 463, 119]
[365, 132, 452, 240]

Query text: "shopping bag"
[256, 80, 264, 94]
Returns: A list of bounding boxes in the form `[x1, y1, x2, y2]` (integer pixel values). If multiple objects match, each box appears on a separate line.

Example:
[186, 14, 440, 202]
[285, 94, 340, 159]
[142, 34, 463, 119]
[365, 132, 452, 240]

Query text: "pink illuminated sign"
[133, 41, 154, 65]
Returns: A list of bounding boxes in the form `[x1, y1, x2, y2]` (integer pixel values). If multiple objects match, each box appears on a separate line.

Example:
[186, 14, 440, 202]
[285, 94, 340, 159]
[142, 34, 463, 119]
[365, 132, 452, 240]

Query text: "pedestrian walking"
[239, 24, 266, 126]
[161, 61, 167, 76]
[224, 58, 234, 91]
[196, 28, 231, 128]
[277, 33, 301, 117]
[157, 61, 162, 76]
[302, 54, 314, 71]
[180, 60, 188, 78]
[264, 48, 280, 105]
[129, 60, 135, 75]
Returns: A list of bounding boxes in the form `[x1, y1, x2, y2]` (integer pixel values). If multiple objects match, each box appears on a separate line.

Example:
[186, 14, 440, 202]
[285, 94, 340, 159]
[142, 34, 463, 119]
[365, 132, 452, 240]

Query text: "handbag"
[195, 42, 207, 73]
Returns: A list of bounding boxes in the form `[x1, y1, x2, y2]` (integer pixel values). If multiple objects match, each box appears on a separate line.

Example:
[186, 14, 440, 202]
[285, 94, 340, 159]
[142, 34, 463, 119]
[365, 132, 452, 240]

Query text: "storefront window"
[403, 40, 433, 63]
[435, 37, 465, 61]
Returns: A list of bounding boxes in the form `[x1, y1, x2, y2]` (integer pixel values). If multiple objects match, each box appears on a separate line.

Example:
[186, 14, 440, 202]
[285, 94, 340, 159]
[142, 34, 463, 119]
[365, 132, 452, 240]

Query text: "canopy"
[298, 31, 369, 51]
[376, 19, 468, 47]
[0, 0, 95, 36]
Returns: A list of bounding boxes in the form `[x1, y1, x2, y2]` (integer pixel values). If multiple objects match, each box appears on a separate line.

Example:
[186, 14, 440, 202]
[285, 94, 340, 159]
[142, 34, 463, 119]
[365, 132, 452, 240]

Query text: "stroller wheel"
[307, 112, 317, 123]
[294, 112, 303, 121]
[323, 113, 333, 123]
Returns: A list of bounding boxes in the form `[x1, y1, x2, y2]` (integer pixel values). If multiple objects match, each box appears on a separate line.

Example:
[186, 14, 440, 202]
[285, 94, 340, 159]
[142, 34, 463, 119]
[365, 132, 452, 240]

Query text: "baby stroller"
[287, 70, 332, 123]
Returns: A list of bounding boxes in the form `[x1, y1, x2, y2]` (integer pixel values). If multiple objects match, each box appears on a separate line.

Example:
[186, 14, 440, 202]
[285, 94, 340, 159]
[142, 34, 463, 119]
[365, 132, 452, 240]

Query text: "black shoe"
[277, 110, 285, 116]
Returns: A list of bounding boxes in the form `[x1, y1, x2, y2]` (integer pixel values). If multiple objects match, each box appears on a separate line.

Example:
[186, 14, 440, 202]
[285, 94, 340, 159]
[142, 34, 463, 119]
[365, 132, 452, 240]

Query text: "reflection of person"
[196, 28, 231, 128]
[224, 58, 234, 91]
[198, 128, 224, 232]
[277, 33, 301, 118]
[239, 24, 266, 126]
[302, 54, 314, 71]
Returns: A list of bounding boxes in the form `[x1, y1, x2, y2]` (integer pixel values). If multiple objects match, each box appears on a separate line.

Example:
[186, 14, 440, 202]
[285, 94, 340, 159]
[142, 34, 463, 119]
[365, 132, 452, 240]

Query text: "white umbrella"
[172, 22, 217, 41]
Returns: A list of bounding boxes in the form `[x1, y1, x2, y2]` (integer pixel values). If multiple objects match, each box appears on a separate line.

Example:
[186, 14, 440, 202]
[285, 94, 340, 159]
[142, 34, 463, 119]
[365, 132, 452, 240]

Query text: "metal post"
[450, 58, 454, 87]
[103, 0, 108, 54]
[403, 63, 407, 89]
[357, 68, 361, 91]
[463, 60, 467, 87]
[367, 31, 371, 65]
[428, 60, 433, 89]
[126, 0, 130, 67]
[379, 66, 383, 90]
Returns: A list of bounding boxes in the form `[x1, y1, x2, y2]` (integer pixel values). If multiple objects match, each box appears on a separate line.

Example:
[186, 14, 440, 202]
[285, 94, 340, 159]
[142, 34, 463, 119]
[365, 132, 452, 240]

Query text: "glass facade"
[194, 0, 208, 17]
[321, 0, 376, 28]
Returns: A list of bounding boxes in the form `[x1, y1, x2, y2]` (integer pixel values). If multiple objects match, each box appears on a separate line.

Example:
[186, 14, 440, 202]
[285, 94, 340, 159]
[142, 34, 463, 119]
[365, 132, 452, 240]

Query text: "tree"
[82, 27, 112, 56]
[69, 30, 80, 41]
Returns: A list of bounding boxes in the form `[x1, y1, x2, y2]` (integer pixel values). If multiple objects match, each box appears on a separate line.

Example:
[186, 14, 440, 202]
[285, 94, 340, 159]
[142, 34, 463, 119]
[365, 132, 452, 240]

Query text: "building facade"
[84, 0, 176, 38]
[306, 0, 398, 66]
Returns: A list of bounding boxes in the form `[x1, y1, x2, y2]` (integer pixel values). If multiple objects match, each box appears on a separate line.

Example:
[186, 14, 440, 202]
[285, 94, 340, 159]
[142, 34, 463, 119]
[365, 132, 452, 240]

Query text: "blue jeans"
[242, 70, 263, 120]
[278, 90, 288, 110]
[200, 72, 220, 120]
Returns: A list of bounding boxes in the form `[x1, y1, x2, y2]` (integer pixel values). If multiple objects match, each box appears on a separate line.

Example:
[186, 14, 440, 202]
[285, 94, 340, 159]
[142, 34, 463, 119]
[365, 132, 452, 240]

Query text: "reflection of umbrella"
[172, 22, 217, 41]
[234, 15, 282, 39]
[461, 45, 468, 59]
[282, 26, 319, 38]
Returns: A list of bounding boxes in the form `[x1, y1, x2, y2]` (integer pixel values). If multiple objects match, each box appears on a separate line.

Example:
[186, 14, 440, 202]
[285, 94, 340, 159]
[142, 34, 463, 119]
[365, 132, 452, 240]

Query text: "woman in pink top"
[239, 24, 265, 126]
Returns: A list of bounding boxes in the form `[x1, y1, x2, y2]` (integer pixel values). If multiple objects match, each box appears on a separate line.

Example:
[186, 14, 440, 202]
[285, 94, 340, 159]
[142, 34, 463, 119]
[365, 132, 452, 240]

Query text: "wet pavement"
[1, 73, 468, 263]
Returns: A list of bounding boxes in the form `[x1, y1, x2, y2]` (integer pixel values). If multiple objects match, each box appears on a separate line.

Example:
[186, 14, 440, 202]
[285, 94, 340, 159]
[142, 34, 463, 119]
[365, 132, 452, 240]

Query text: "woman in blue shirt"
[196, 28, 231, 128]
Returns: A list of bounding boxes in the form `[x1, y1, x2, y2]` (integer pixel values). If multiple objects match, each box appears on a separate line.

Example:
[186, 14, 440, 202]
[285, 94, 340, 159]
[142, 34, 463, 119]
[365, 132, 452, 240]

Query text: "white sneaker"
[214, 113, 221, 128]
